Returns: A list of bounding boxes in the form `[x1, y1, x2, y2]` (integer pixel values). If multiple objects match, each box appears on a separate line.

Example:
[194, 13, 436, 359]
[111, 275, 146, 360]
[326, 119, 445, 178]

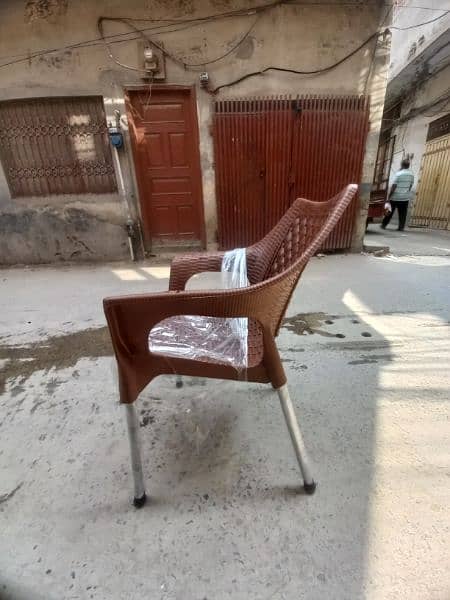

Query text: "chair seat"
[148, 316, 263, 369]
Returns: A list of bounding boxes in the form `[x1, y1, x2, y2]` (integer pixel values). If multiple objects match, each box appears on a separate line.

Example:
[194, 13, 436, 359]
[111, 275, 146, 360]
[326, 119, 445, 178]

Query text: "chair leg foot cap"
[176, 381, 183, 389]
[304, 481, 317, 495]
[133, 493, 147, 508]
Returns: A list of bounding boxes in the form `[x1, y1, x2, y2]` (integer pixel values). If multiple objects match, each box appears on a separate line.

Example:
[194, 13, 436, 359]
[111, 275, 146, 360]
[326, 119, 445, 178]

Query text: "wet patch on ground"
[282, 311, 402, 351]
[282, 312, 374, 340]
[281, 312, 398, 360]
[0, 327, 111, 394]
[282, 313, 342, 338]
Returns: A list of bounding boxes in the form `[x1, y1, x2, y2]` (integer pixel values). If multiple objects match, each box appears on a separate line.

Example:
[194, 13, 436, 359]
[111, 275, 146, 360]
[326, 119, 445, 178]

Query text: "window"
[427, 113, 450, 142]
[372, 102, 402, 198]
[0, 96, 117, 197]
[372, 135, 396, 194]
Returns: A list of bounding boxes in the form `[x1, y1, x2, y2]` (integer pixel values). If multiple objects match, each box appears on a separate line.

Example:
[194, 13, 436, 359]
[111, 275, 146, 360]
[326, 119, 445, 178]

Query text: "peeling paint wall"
[0, 0, 388, 264]
[0, 189, 129, 264]
[25, 0, 68, 24]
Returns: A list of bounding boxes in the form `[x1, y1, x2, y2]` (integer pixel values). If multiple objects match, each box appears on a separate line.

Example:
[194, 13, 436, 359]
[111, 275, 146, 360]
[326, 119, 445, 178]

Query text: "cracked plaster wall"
[0, 0, 388, 263]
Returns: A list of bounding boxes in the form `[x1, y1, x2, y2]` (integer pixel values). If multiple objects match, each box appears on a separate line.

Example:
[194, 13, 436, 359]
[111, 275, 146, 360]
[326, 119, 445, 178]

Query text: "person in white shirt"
[381, 158, 414, 231]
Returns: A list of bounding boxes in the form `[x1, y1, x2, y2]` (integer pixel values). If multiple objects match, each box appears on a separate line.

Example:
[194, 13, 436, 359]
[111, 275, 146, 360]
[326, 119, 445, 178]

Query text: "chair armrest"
[169, 251, 225, 291]
[104, 286, 269, 362]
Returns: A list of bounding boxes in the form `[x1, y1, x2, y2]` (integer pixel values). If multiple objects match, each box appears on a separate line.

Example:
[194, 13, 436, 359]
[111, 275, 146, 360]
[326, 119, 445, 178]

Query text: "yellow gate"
[410, 133, 450, 230]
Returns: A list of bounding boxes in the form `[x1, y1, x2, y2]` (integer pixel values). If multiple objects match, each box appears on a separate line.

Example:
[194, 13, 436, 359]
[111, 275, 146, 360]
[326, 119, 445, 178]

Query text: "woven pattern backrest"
[262, 185, 357, 335]
[268, 212, 324, 277]
[246, 200, 305, 284]
[246, 186, 355, 285]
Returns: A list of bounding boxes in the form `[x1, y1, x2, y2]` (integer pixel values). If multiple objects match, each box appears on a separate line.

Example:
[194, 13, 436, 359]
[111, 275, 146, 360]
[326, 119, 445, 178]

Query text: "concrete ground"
[0, 240, 449, 599]
[365, 220, 450, 257]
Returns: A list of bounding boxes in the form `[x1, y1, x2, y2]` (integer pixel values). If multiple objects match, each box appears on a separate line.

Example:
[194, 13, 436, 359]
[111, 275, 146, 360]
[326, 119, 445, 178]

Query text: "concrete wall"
[0, 0, 388, 264]
[389, 0, 450, 80]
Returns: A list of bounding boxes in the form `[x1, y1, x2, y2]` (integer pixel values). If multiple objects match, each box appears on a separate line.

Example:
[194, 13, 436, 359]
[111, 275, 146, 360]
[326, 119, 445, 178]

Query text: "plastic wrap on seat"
[148, 248, 249, 369]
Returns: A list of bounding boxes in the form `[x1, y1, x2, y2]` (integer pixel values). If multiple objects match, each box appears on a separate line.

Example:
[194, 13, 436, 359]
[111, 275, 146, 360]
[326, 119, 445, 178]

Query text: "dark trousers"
[382, 200, 409, 230]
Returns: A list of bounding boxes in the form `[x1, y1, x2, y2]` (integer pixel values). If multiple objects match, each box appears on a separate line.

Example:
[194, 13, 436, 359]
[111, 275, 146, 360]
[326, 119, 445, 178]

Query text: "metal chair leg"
[277, 384, 317, 494]
[124, 403, 147, 507]
[175, 375, 183, 389]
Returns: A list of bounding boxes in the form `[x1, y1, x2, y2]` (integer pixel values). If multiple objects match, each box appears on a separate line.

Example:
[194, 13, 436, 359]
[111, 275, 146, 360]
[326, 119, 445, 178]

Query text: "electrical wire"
[97, 18, 150, 73]
[211, 30, 381, 93]
[287, 2, 448, 8]
[423, 97, 450, 117]
[384, 89, 450, 127]
[0, 0, 441, 63]
[1, 1, 448, 71]
[174, 14, 262, 67]
[390, 4, 450, 11]
[389, 10, 449, 30]
[381, 61, 450, 165]
[98, 1, 449, 91]
[385, 41, 450, 119]
[0, 0, 280, 68]
[98, 13, 263, 72]
[394, 88, 450, 126]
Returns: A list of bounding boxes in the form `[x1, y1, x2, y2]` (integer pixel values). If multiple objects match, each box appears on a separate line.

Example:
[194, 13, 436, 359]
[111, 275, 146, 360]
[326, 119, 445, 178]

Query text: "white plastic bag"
[221, 248, 248, 366]
[148, 248, 249, 369]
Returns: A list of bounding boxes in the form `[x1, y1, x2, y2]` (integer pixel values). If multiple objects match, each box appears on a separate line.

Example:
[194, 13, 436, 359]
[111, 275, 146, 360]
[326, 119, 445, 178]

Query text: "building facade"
[0, 0, 390, 264]
[373, 1, 450, 230]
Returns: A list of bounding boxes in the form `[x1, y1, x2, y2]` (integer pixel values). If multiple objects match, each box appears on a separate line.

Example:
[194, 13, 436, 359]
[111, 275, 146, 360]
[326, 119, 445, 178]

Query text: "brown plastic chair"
[104, 184, 358, 507]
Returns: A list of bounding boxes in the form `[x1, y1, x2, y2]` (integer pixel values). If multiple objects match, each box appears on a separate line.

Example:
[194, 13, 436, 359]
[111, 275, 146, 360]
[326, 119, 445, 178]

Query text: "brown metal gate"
[213, 95, 370, 250]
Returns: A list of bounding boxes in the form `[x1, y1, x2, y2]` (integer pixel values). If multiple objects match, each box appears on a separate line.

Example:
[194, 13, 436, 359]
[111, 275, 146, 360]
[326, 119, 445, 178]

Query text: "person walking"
[381, 158, 414, 231]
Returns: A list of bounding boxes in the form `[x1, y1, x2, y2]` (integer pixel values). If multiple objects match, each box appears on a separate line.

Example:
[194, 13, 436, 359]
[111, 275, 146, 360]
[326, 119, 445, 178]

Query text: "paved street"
[0, 235, 449, 599]
[365, 221, 450, 256]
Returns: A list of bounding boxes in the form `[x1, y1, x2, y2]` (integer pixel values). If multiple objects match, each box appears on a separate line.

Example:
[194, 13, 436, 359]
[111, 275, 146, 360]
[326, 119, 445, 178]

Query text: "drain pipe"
[125, 216, 136, 262]
[112, 145, 135, 262]
[109, 111, 138, 262]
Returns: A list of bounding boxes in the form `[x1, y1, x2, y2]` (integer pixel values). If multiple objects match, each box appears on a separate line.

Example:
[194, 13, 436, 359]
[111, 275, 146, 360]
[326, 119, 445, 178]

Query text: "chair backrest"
[246, 184, 358, 335]
[247, 185, 357, 284]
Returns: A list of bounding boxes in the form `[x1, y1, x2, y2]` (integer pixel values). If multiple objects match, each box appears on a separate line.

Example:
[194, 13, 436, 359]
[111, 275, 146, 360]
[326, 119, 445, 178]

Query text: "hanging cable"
[383, 40, 450, 116]
[1, 3, 448, 71]
[97, 18, 150, 73]
[211, 30, 381, 93]
[0, 0, 280, 69]
[175, 14, 261, 67]
[97, 11, 264, 72]
[389, 10, 449, 30]
[392, 88, 450, 127]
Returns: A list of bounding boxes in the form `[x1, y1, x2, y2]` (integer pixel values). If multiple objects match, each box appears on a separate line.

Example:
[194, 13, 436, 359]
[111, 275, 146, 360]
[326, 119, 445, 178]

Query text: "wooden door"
[126, 88, 204, 245]
[410, 134, 450, 230]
